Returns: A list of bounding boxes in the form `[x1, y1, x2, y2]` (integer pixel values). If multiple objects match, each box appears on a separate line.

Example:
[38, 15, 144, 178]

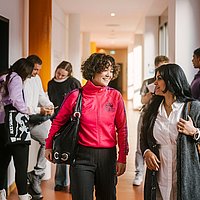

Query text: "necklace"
[163, 101, 173, 117]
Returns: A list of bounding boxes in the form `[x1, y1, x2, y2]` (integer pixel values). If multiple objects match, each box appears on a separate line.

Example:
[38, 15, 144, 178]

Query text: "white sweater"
[24, 75, 53, 114]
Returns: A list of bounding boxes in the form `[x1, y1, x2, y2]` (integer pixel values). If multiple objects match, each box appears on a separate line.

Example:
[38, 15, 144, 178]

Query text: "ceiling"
[56, 0, 168, 49]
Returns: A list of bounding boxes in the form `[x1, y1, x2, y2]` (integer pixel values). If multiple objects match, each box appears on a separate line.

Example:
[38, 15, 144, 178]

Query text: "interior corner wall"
[29, 0, 52, 91]
[143, 16, 159, 80]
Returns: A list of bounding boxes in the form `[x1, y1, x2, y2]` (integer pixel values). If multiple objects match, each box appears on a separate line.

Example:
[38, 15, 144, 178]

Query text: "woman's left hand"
[116, 162, 126, 176]
[45, 149, 53, 163]
[177, 116, 196, 136]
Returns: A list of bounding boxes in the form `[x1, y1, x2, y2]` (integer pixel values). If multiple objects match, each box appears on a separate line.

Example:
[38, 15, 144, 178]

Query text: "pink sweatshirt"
[45, 80, 129, 163]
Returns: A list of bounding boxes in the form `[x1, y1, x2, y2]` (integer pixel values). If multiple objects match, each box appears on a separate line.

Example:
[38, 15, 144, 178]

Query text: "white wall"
[51, 0, 69, 78]
[168, 0, 200, 83]
[82, 32, 91, 62]
[68, 14, 82, 81]
[51, 5, 82, 81]
[128, 34, 143, 108]
[143, 16, 159, 80]
[0, 0, 24, 65]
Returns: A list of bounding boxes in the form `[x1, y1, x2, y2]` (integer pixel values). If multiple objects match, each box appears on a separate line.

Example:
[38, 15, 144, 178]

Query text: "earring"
[174, 95, 176, 101]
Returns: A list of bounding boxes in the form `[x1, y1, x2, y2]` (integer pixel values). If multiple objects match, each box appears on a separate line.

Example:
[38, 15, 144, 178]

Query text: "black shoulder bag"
[52, 89, 82, 165]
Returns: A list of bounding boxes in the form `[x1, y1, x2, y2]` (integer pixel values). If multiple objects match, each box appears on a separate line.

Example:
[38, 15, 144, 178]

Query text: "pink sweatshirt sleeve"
[115, 95, 129, 163]
[45, 90, 78, 149]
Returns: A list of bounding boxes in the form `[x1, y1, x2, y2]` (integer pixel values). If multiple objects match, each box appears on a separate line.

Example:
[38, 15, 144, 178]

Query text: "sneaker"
[18, 193, 32, 200]
[27, 171, 44, 195]
[0, 189, 6, 200]
[27, 184, 43, 200]
[54, 185, 65, 191]
[132, 173, 143, 186]
[30, 193, 43, 200]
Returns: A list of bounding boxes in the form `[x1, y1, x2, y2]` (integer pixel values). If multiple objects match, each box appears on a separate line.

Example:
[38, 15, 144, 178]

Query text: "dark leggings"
[70, 145, 117, 200]
[0, 124, 29, 195]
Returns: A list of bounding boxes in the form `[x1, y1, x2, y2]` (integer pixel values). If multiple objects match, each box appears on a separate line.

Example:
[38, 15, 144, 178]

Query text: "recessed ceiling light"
[106, 24, 119, 27]
[110, 13, 115, 17]
[110, 50, 116, 55]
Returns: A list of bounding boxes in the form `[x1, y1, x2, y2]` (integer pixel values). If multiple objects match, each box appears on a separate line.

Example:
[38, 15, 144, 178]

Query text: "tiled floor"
[8, 100, 144, 200]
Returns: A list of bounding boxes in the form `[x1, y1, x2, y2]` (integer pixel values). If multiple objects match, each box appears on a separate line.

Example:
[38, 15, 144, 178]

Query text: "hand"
[141, 92, 153, 105]
[177, 116, 196, 136]
[45, 149, 53, 163]
[40, 106, 54, 116]
[45, 106, 54, 115]
[116, 162, 126, 176]
[144, 150, 160, 171]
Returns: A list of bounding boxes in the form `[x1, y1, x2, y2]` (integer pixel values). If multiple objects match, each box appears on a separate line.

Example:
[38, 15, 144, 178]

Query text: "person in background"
[133, 55, 169, 186]
[191, 47, 200, 100]
[24, 55, 54, 199]
[0, 58, 34, 200]
[45, 53, 129, 200]
[140, 64, 200, 200]
[47, 61, 81, 191]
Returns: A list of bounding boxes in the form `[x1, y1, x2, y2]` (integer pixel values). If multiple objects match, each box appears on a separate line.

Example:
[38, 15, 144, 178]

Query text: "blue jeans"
[55, 164, 69, 186]
[134, 111, 145, 175]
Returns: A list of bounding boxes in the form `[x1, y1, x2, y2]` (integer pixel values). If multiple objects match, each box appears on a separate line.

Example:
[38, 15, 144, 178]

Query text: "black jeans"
[0, 124, 29, 195]
[70, 145, 117, 200]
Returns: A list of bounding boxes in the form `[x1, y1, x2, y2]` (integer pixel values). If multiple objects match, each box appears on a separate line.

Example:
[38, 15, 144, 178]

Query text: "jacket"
[140, 100, 200, 200]
[47, 76, 81, 116]
[46, 80, 129, 163]
[0, 72, 28, 124]
[191, 70, 200, 100]
[24, 75, 53, 114]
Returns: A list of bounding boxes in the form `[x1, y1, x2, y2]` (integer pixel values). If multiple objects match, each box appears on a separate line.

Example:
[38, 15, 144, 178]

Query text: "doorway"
[0, 15, 9, 73]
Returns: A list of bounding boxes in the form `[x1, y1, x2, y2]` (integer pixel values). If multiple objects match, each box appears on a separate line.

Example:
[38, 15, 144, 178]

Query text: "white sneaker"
[18, 193, 32, 200]
[0, 189, 6, 200]
[133, 173, 143, 186]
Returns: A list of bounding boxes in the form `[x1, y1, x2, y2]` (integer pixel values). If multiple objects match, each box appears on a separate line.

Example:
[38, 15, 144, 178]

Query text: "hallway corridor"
[8, 101, 144, 200]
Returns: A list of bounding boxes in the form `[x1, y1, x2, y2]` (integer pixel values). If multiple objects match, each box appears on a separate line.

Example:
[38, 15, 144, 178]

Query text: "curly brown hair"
[81, 53, 120, 80]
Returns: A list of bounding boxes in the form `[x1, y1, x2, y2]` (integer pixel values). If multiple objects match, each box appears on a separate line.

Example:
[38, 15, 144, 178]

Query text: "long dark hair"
[155, 63, 193, 102]
[142, 63, 194, 140]
[3, 58, 34, 95]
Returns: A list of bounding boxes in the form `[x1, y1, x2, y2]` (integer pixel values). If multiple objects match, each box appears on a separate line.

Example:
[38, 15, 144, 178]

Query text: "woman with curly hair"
[45, 53, 129, 200]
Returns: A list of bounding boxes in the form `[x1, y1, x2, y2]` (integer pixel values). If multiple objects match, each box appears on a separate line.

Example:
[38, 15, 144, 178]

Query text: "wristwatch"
[193, 129, 200, 141]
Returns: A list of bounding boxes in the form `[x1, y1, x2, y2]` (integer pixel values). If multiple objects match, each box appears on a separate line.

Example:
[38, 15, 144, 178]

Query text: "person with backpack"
[0, 58, 34, 200]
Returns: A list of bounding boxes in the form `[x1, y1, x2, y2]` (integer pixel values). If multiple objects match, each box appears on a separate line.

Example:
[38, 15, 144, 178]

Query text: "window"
[0, 15, 9, 73]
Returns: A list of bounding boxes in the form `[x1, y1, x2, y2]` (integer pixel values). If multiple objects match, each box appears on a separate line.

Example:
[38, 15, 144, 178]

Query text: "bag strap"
[73, 88, 82, 117]
[187, 101, 191, 113]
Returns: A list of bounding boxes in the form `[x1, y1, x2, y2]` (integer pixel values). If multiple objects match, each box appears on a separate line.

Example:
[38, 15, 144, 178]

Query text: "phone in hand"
[147, 83, 155, 93]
